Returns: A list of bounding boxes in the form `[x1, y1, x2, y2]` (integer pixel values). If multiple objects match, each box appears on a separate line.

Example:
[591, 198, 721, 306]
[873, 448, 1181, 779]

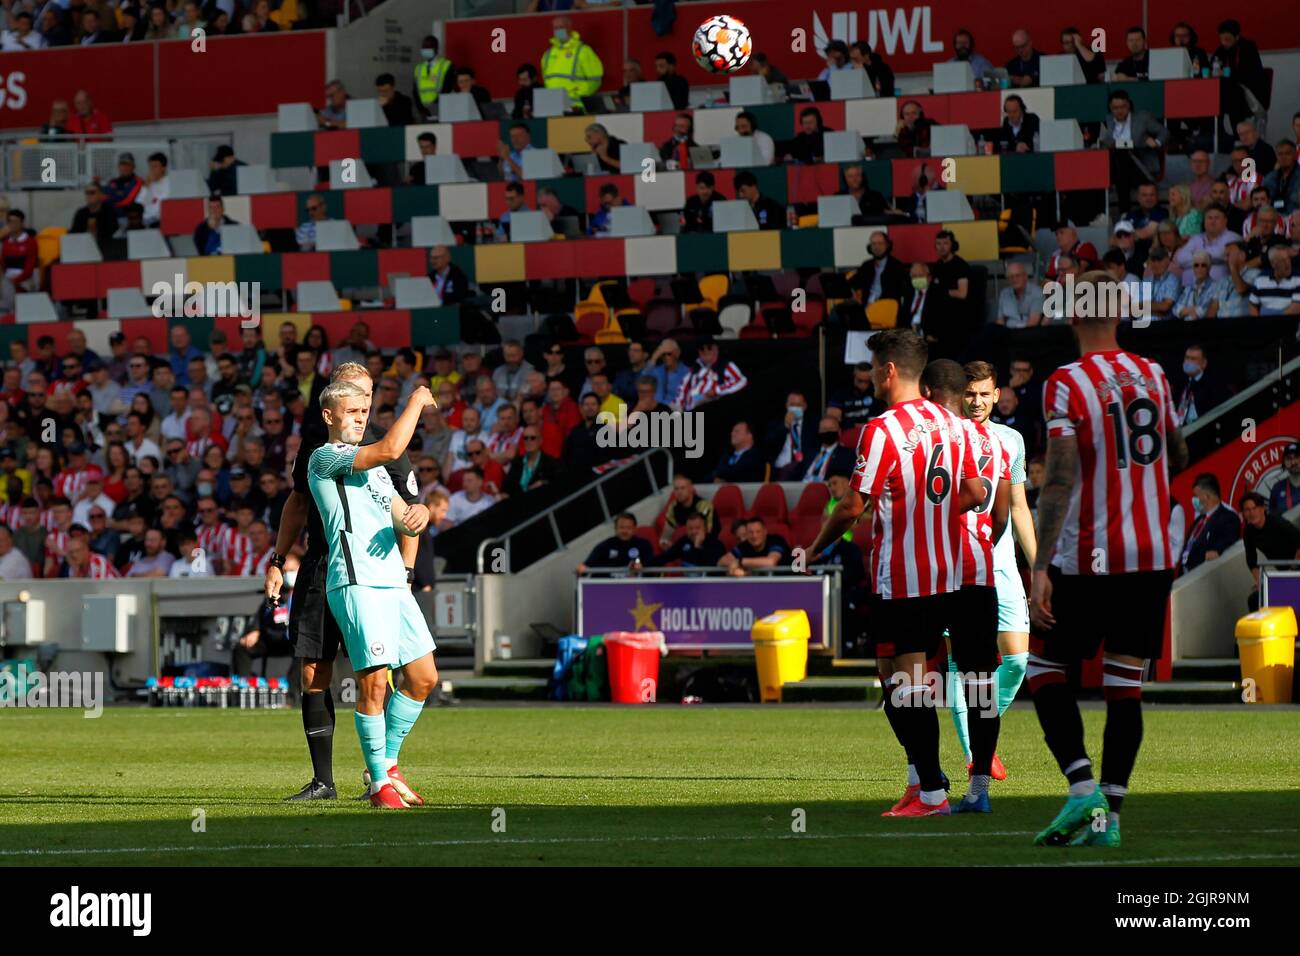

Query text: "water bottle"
[499, 635, 513, 660]
[1211, 57, 1221, 78]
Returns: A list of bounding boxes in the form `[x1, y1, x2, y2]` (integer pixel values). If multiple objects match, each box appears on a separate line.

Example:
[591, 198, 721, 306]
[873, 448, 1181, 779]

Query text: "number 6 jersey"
[853, 397, 977, 599]
[1043, 349, 1179, 575]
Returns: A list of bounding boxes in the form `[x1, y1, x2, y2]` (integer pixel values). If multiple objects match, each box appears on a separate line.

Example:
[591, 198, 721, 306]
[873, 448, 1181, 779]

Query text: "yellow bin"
[751, 610, 811, 703]
[1234, 607, 1297, 703]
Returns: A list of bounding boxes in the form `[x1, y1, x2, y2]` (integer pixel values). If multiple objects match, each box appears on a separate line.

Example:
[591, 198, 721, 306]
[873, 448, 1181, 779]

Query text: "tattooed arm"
[1029, 434, 1079, 629]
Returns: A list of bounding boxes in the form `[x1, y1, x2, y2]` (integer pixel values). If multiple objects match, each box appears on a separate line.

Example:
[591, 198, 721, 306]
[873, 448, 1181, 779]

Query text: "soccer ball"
[692, 15, 752, 74]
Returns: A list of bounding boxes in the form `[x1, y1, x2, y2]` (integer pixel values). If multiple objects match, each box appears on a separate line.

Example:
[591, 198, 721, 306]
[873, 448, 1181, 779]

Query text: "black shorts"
[1034, 567, 1174, 663]
[869, 591, 954, 660]
[948, 585, 1000, 672]
[288, 553, 346, 661]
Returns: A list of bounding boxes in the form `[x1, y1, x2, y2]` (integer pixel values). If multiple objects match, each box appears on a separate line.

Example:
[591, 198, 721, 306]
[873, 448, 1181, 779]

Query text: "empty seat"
[235, 164, 276, 195]
[315, 220, 361, 252]
[15, 292, 59, 323]
[169, 234, 199, 257]
[410, 216, 457, 248]
[127, 229, 171, 260]
[717, 302, 751, 338]
[791, 515, 824, 549]
[295, 280, 343, 312]
[220, 224, 264, 255]
[345, 98, 387, 129]
[393, 276, 441, 309]
[107, 288, 151, 319]
[277, 102, 316, 132]
[635, 527, 660, 555]
[751, 483, 788, 524]
[168, 169, 207, 199]
[59, 233, 102, 263]
[422, 155, 474, 184]
[710, 484, 745, 526]
[793, 482, 830, 517]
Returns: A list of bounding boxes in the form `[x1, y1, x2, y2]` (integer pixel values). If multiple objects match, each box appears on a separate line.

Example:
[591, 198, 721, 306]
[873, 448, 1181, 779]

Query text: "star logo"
[629, 590, 663, 631]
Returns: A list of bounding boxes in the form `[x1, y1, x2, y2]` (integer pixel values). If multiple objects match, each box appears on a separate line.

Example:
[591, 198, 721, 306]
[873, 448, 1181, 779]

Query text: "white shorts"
[993, 564, 1030, 634]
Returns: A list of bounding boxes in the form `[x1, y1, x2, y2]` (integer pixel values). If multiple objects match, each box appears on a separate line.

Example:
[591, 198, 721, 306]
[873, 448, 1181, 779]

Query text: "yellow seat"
[696, 273, 729, 313]
[866, 299, 899, 329]
[36, 227, 67, 269]
[798, 214, 819, 228]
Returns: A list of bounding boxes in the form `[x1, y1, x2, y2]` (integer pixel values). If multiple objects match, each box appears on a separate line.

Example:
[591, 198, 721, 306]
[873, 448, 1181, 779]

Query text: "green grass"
[2, 705, 1298, 866]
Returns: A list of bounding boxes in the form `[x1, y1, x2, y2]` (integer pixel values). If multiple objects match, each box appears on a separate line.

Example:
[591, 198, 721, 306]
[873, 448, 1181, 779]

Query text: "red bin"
[604, 631, 664, 704]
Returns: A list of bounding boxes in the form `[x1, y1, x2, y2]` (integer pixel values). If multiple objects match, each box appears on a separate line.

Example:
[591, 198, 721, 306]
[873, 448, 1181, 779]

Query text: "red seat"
[839, 425, 861, 448]
[739, 321, 770, 340]
[766, 522, 792, 547]
[792, 515, 823, 548]
[720, 531, 738, 553]
[751, 483, 788, 524]
[635, 527, 660, 555]
[793, 483, 830, 517]
[575, 311, 605, 343]
[446, 469, 465, 493]
[710, 484, 745, 526]
[628, 277, 657, 308]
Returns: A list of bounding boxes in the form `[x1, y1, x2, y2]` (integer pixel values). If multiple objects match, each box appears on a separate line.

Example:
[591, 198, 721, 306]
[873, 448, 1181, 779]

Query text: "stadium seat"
[220, 224, 265, 256]
[15, 292, 59, 323]
[866, 299, 898, 329]
[791, 515, 823, 549]
[635, 528, 660, 554]
[277, 102, 316, 132]
[107, 288, 152, 319]
[315, 220, 361, 252]
[422, 155, 475, 184]
[169, 234, 199, 258]
[345, 99, 386, 129]
[127, 230, 171, 261]
[839, 426, 859, 448]
[36, 227, 66, 268]
[793, 483, 830, 517]
[711, 484, 744, 526]
[393, 276, 441, 309]
[329, 160, 375, 190]
[738, 319, 770, 340]
[236, 165, 276, 195]
[751, 484, 788, 524]
[410, 216, 457, 248]
[645, 300, 679, 338]
[168, 169, 208, 199]
[575, 311, 605, 343]
[296, 280, 343, 312]
[717, 302, 751, 338]
[59, 233, 102, 264]
[767, 522, 792, 546]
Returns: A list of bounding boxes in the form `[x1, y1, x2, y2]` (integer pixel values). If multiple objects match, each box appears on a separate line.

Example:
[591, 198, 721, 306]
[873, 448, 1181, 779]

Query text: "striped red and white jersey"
[1226, 174, 1252, 207]
[1043, 349, 1179, 575]
[45, 528, 70, 558]
[39, 509, 57, 531]
[1241, 210, 1293, 238]
[675, 360, 749, 412]
[853, 397, 977, 599]
[82, 553, 120, 579]
[195, 522, 233, 566]
[0, 503, 23, 530]
[53, 465, 104, 502]
[960, 419, 1012, 587]
[224, 530, 253, 575]
[237, 546, 275, 578]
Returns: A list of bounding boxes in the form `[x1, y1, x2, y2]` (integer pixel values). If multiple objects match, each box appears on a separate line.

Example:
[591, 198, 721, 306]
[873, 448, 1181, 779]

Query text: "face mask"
[1192, 497, 1203, 516]
[1183, 360, 1201, 376]
[911, 277, 929, 291]
[283, 569, 297, 589]
[554, 28, 568, 42]
[819, 431, 839, 446]
[420, 48, 434, 60]
[955, 48, 970, 61]
[787, 405, 804, 419]
[197, 482, 213, 497]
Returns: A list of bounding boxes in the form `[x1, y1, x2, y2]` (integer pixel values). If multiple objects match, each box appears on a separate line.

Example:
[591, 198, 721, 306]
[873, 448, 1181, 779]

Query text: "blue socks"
[997, 653, 1028, 716]
[946, 656, 972, 762]
[354, 710, 389, 788]
[384, 690, 426, 763]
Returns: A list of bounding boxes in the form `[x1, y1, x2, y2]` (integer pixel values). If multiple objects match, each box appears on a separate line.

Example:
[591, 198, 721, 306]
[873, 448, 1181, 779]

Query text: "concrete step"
[481, 658, 554, 679]
[1172, 658, 1241, 682]
[781, 676, 883, 703]
[444, 675, 550, 701]
[1142, 680, 1242, 704]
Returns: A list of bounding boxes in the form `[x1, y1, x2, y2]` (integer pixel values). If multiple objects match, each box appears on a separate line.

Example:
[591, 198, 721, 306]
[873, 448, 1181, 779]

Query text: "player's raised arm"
[353, 386, 437, 473]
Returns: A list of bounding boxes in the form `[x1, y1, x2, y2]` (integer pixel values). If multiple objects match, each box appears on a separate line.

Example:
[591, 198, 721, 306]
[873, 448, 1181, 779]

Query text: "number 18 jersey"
[1043, 349, 1178, 576]
[853, 397, 977, 599]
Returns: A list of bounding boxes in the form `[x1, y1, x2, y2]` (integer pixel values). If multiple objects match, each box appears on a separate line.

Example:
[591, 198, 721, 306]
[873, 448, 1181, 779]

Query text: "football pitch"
[2, 705, 1297, 867]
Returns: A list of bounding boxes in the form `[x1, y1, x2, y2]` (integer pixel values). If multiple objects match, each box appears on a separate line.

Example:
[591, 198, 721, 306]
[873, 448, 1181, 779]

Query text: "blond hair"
[331, 361, 370, 383]
[320, 379, 367, 413]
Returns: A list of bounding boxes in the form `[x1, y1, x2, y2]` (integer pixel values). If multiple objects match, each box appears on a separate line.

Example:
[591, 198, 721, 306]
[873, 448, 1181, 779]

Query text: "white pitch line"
[1006, 852, 1300, 867]
[3, 828, 1298, 858]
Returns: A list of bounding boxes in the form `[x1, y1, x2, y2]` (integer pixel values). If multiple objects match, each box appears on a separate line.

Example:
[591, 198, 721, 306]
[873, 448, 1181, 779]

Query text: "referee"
[264, 361, 428, 801]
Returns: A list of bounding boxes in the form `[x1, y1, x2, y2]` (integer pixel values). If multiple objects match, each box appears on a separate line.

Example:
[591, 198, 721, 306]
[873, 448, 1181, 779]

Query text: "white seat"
[236, 165, 276, 195]
[1039, 54, 1085, 87]
[719, 136, 763, 169]
[531, 88, 569, 118]
[618, 142, 659, 177]
[822, 131, 865, 163]
[930, 125, 976, 157]
[629, 81, 673, 112]
[423, 155, 474, 184]
[393, 276, 442, 310]
[1150, 48, 1193, 81]
[437, 92, 481, 123]
[168, 169, 207, 199]
[220, 225, 263, 256]
[1039, 119, 1085, 153]
[277, 103, 316, 132]
[107, 288, 152, 319]
[717, 302, 751, 338]
[314, 220, 360, 252]
[410, 216, 457, 248]
[711, 200, 759, 233]
[817, 195, 858, 229]
[521, 149, 566, 180]
[607, 206, 656, 238]
[509, 211, 555, 244]
[59, 233, 102, 263]
[830, 69, 873, 100]
[729, 75, 777, 107]
[15, 292, 59, 323]
[933, 61, 975, 93]
[346, 99, 387, 129]
[328, 159, 374, 190]
[925, 190, 974, 222]
[169, 234, 198, 258]
[127, 229, 171, 260]
[295, 281, 344, 312]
